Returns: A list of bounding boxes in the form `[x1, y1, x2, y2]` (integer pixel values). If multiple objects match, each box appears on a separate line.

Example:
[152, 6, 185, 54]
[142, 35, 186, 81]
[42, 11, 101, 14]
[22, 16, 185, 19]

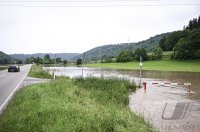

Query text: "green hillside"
[0, 51, 13, 64]
[71, 33, 170, 61]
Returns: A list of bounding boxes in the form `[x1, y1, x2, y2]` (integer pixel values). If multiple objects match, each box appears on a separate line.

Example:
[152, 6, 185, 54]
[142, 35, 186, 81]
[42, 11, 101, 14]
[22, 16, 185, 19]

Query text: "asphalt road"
[0, 64, 31, 113]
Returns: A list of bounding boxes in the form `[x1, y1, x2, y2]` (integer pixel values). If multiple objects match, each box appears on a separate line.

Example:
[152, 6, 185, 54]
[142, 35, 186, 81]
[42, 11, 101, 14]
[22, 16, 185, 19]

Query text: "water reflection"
[43, 66, 200, 95]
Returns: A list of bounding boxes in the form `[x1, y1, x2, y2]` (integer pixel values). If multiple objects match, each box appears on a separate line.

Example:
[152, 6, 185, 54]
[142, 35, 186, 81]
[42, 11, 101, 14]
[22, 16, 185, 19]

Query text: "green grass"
[84, 59, 200, 72]
[0, 66, 8, 71]
[0, 77, 154, 132]
[28, 65, 53, 79]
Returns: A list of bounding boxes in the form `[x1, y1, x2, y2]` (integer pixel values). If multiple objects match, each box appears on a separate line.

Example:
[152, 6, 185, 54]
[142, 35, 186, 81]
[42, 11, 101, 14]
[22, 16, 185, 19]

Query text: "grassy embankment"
[0, 65, 154, 131]
[84, 52, 200, 72]
[28, 65, 53, 79]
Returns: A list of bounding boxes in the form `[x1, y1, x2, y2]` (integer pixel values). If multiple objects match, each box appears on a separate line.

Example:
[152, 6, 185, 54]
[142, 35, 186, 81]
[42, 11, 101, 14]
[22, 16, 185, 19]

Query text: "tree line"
[159, 16, 200, 60]
[25, 54, 68, 65]
[116, 47, 162, 62]
[76, 47, 162, 64]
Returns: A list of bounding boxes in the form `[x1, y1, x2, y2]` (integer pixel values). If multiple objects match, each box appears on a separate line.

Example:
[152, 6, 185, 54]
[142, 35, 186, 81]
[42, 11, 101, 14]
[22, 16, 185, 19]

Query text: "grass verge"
[84, 59, 200, 72]
[0, 66, 8, 71]
[28, 65, 53, 79]
[0, 77, 154, 132]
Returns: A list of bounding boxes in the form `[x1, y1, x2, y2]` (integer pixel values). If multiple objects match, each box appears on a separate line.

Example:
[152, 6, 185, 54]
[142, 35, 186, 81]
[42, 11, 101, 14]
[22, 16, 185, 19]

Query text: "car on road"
[8, 65, 20, 72]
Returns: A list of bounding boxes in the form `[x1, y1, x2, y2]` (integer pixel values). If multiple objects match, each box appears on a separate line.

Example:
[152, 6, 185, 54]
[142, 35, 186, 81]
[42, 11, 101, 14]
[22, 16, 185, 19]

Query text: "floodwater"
[44, 66, 200, 132]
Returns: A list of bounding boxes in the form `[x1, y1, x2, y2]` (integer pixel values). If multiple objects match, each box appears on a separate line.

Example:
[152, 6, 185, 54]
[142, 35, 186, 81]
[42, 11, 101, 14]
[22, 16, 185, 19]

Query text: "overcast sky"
[0, 0, 200, 54]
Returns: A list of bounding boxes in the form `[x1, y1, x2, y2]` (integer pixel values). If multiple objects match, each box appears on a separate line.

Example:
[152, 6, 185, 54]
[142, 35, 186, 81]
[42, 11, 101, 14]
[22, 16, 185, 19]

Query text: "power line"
[0, 3, 200, 7]
[0, 0, 160, 2]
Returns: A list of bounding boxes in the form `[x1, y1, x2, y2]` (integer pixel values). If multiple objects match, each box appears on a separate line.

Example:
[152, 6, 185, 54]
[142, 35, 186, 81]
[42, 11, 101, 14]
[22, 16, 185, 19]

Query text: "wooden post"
[143, 82, 147, 93]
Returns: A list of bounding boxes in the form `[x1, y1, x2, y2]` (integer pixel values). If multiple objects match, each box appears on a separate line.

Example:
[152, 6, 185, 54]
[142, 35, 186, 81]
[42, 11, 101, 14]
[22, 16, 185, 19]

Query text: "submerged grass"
[0, 77, 154, 132]
[28, 65, 53, 79]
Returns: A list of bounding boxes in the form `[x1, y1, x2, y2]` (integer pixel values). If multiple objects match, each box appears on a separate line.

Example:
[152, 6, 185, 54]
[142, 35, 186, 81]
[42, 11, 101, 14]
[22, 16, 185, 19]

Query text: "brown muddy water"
[44, 66, 200, 132]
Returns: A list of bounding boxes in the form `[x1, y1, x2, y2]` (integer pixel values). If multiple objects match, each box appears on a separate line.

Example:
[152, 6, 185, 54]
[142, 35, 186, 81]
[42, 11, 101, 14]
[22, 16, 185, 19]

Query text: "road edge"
[0, 71, 28, 116]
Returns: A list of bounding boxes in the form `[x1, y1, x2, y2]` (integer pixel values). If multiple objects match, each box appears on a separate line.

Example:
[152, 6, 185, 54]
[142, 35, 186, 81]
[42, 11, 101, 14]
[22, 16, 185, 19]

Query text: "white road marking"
[0, 75, 27, 115]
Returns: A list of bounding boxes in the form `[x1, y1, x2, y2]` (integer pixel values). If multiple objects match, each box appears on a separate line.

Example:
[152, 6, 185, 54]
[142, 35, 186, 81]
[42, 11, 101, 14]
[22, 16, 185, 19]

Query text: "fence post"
[143, 82, 147, 93]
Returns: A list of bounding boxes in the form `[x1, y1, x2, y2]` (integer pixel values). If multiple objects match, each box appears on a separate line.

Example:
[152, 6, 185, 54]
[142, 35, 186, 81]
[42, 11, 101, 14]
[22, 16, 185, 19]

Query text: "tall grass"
[0, 77, 154, 132]
[28, 65, 53, 79]
[73, 77, 135, 106]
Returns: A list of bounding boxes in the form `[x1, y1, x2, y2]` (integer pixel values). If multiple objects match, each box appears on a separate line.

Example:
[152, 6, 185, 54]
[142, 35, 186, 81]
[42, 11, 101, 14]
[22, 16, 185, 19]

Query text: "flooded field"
[44, 66, 200, 132]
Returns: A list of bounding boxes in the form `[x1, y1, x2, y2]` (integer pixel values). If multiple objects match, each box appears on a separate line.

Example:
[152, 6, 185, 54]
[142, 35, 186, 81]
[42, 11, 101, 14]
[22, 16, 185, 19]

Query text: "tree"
[35, 57, 43, 65]
[56, 58, 62, 64]
[76, 59, 82, 65]
[186, 16, 200, 30]
[134, 48, 148, 61]
[164, 30, 188, 51]
[198, 16, 200, 28]
[16, 59, 23, 64]
[29, 57, 35, 64]
[1, 58, 9, 64]
[25, 58, 30, 64]
[186, 28, 200, 59]
[44, 54, 52, 64]
[151, 47, 163, 60]
[116, 50, 134, 62]
[63, 60, 67, 65]
[159, 36, 166, 51]
[172, 38, 190, 59]
[172, 28, 200, 60]
[102, 55, 113, 63]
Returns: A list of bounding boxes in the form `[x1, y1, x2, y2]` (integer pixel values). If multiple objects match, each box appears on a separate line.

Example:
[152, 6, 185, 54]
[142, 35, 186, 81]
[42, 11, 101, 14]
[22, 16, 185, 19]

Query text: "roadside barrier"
[142, 82, 192, 93]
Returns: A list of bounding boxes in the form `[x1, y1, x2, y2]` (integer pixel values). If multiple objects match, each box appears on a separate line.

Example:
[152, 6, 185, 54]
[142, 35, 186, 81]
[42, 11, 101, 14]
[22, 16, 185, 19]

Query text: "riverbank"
[0, 65, 154, 131]
[84, 60, 200, 72]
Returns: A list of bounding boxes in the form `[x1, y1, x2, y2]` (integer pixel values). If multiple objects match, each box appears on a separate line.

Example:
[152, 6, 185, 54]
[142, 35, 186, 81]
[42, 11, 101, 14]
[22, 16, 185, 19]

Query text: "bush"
[116, 50, 134, 62]
[150, 47, 163, 60]
[76, 59, 82, 65]
[134, 48, 149, 61]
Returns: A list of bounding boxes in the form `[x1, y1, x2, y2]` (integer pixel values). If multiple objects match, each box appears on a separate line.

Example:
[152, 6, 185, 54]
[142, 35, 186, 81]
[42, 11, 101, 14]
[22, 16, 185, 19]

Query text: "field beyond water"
[84, 60, 200, 72]
[0, 75, 154, 131]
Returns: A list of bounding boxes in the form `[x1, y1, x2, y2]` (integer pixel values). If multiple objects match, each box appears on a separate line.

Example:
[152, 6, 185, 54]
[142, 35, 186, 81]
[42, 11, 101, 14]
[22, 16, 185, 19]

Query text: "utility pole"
[53, 54, 56, 81]
[139, 56, 143, 87]
[100, 47, 102, 63]
[82, 52, 85, 77]
[100, 47, 103, 78]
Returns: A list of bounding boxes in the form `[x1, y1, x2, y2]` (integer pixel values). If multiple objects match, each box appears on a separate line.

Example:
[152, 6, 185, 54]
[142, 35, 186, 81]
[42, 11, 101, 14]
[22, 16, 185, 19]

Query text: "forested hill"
[0, 51, 13, 64]
[10, 53, 79, 61]
[71, 32, 170, 61]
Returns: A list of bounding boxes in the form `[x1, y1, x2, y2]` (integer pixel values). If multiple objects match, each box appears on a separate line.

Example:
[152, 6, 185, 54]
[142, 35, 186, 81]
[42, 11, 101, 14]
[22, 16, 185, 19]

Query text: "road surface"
[0, 64, 31, 113]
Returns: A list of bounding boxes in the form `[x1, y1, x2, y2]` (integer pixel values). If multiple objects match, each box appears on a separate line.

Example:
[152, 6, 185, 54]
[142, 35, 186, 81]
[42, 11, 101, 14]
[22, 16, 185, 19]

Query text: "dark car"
[8, 65, 20, 72]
